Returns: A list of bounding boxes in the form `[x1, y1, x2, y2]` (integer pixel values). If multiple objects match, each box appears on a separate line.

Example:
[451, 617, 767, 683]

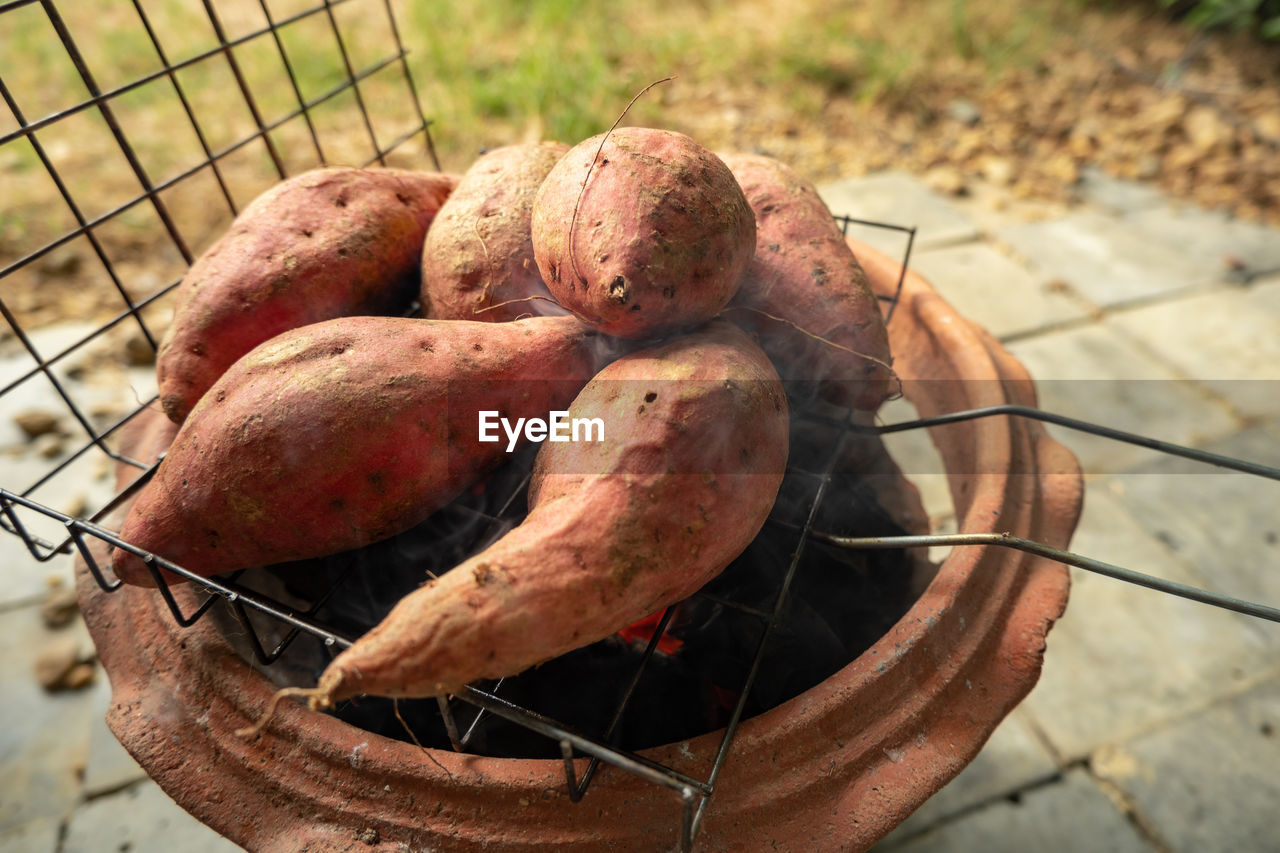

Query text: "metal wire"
[820, 532, 1280, 624]
[0, 0, 436, 643]
[0, 0, 436, 505]
[20, 390, 1275, 853]
[858, 404, 1280, 482]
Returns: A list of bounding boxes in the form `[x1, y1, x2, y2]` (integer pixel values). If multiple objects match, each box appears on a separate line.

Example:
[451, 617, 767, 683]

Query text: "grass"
[0, 0, 1077, 183]
[393, 0, 1073, 166]
[0, 0, 1108, 330]
[397, 0, 684, 163]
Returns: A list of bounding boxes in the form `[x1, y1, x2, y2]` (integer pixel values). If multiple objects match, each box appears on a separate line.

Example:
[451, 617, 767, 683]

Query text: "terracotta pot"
[78, 241, 1082, 852]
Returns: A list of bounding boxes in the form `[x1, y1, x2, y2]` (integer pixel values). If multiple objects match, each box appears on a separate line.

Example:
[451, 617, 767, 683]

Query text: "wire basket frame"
[5, 4, 1280, 853]
[0, 0, 436, 536]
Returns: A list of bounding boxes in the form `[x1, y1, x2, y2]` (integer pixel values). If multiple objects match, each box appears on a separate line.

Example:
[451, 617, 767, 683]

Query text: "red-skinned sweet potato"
[156, 167, 459, 424]
[305, 320, 789, 703]
[531, 127, 755, 340]
[718, 152, 894, 411]
[113, 315, 603, 586]
[421, 142, 569, 322]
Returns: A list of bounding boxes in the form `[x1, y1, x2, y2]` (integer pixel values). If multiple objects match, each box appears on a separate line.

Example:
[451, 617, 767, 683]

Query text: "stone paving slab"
[1123, 205, 1280, 281]
[875, 708, 1059, 845]
[875, 767, 1152, 853]
[61, 779, 242, 853]
[1075, 166, 1168, 216]
[1018, 480, 1278, 761]
[0, 322, 99, 450]
[1093, 677, 1280, 853]
[819, 171, 981, 258]
[0, 547, 76, 613]
[1108, 275, 1280, 421]
[0, 322, 156, 453]
[0, 454, 114, 610]
[0, 607, 99, 833]
[876, 396, 955, 522]
[83, 676, 148, 797]
[996, 211, 1224, 308]
[909, 242, 1092, 341]
[1, 320, 159, 609]
[0, 815, 58, 853]
[1005, 322, 1241, 476]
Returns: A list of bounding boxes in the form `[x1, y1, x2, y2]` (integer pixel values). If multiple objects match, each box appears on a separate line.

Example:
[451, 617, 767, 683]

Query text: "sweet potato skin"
[531, 127, 756, 340]
[421, 142, 569, 322]
[156, 167, 459, 424]
[719, 152, 893, 411]
[313, 320, 789, 701]
[113, 315, 601, 585]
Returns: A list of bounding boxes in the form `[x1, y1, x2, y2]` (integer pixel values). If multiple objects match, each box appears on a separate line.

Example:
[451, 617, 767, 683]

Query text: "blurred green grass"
[1, 0, 1075, 181]
[5, 0, 1277, 334]
[396, 0, 1069, 163]
[0, 0, 1129, 326]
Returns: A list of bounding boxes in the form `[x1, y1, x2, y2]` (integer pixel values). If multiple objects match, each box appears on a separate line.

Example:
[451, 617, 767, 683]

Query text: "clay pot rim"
[79, 239, 1083, 852]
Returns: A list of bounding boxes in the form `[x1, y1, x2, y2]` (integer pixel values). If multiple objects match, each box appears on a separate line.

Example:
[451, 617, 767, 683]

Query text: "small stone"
[1090, 744, 1153, 783]
[14, 409, 61, 440]
[34, 635, 82, 689]
[1068, 132, 1095, 159]
[89, 402, 122, 424]
[124, 330, 157, 366]
[1255, 111, 1280, 143]
[35, 432, 66, 459]
[923, 165, 968, 196]
[41, 584, 80, 628]
[63, 662, 96, 690]
[63, 493, 88, 519]
[1185, 105, 1230, 152]
[1223, 254, 1251, 282]
[980, 156, 1015, 187]
[37, 246, 83, 278]
[946, 98, 982, 126]
[1045, 153, 1080, 185]
[1143, 93, 1188, 130]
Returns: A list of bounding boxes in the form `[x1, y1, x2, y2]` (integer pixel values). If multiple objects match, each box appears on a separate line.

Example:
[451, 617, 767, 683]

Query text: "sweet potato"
[112, 315, 602, 586]
[421, 142, 569, 322]
[531, 127, 755, 340]
[306, 320, 789, 703]
[156, 167, 459, 424]
[718, 152, 894, 411]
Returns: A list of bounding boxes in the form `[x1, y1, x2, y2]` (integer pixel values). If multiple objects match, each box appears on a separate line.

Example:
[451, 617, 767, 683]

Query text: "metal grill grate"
[3, 3, 1280, 852]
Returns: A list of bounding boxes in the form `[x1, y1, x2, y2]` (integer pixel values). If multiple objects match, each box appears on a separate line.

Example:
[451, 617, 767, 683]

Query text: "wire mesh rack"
[4, 2, 1280, 852]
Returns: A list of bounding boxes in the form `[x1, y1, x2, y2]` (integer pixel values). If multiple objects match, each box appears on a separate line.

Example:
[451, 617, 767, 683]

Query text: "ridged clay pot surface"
[78, 236, 1082, 852]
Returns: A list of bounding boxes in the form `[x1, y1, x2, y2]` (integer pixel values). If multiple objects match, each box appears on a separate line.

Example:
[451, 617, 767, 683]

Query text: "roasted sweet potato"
[421, 142, 569, 322]
[112, 315, 602, 585]
[156, 167, 459, 424]
[306, 320, 789, 702]
[531, 127, 755, 340]
[719, 152, 894, 411]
